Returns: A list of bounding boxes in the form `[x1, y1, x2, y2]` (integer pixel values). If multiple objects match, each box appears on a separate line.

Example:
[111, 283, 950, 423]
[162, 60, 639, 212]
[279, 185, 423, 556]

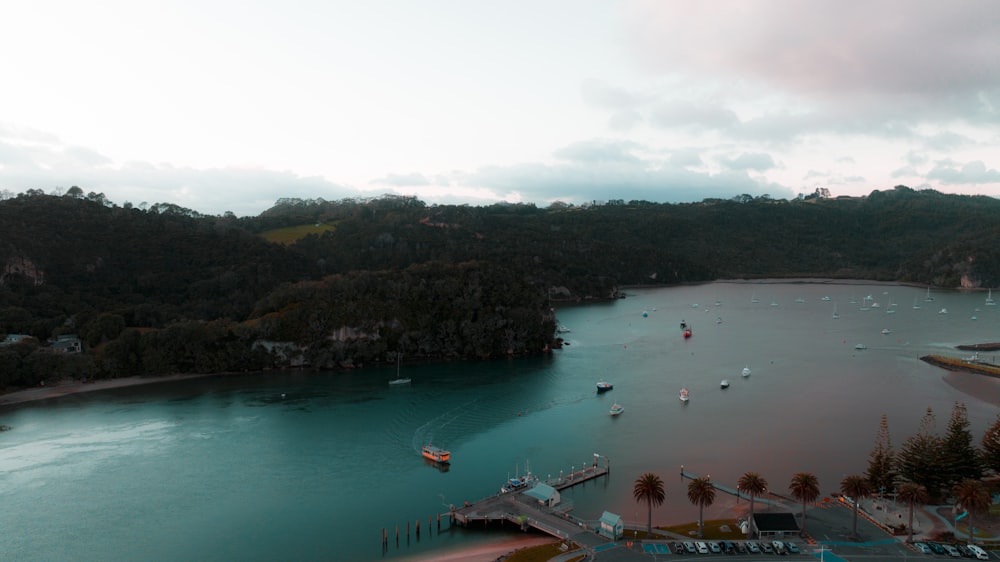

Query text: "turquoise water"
[1, 282, 998, 561]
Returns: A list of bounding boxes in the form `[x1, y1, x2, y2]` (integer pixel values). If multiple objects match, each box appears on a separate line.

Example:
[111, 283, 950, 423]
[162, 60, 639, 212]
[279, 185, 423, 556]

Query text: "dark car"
[674, 542, 685, 554]
[956, 545, 972, 558]
[736, 542, 747, 554]
[928, 542, 946, 555]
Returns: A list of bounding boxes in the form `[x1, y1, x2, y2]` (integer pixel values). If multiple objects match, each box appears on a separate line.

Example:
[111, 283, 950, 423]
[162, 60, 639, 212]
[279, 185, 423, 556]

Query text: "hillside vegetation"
[1, 185, 998, 389]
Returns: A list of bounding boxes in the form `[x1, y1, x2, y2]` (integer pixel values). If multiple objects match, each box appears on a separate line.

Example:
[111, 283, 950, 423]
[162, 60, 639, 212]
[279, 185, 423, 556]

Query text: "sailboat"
[912, 297, 921, 310]
[925, 286, 934, 301]
[832, 304, 840, 319]
[388, 353, 411, 385]
[987, 288, 996, 306]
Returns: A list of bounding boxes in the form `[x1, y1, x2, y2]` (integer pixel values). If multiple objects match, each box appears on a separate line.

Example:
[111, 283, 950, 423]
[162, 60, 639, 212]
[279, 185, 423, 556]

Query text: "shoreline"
[0, 373, 218, 407]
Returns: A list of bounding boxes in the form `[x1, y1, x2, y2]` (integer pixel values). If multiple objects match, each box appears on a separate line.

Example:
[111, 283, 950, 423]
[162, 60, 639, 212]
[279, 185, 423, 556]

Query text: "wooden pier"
[448, 454, 610, 539]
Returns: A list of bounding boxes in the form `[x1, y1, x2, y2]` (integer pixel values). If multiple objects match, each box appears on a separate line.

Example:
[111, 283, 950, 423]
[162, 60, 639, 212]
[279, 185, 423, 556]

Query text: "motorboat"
[854, 344, 867, 350]
[596, 380, 613, 393]
[881, 328, 892, 335]
[938, 308, 948, 315]
[422, 444, 451, 464]
[609, 403, 624, 416]
[720, 379, 730, 389]
[821, 296, 831, 301]
[741, 365, 751, 377]
[680, 320, 692, 338]
[500, 466, 537, 493]
[679, 388, 690, 402]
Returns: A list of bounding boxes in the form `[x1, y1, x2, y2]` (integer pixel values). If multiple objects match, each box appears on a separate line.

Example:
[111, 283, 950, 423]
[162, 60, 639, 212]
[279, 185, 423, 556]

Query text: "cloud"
[464, 141, 793, 204]
[553, 139, 644, 164]
[927, 160, 1000, 184]
[922, 131, 974, 151]
[650, 99, 740, 131]
[626, 1, 1000, 98]
[719, 152, 775, 172]
[0, 131, 360, 216]
[377, 172, 431, 187]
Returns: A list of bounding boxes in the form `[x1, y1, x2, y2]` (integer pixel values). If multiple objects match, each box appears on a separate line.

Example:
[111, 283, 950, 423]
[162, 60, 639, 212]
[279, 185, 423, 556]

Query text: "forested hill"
[1, 185, 999, 387]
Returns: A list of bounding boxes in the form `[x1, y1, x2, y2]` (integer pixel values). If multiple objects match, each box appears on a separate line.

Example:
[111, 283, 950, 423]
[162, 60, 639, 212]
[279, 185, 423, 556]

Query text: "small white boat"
[987, 288, 996, 306]
[720, 379, 730, 389]
[556, 324, 571, 334]
[821, 296, 831, 301]
[389, 355, 411, 385]
[794, 297, 805, 304]
[679, 388, 690, 402]
[938, 308, 948, 315]
[742, 365, 751, 377]
[609, 403, 624, 416]
[881, 328, 892, 335]
[855, 344, 867, 350]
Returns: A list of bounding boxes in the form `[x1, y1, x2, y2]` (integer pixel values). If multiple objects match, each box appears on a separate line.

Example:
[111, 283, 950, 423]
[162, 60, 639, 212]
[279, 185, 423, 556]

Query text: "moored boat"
[596, 380, 613, 393]
[680, 320, 692, 338]
[854, 344, 867, 350]
[720, 379, 729, 389]
[422, 444, 451, 464]
[609, 403, 624, 416]
[741, 365, 751, 377]
[679, 388, 690, 402]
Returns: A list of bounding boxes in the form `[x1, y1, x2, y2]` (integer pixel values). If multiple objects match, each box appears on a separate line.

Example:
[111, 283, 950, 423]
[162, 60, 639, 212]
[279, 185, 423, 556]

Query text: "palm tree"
[897, 481, 928, 543]
[953, 479, 991, 544]
[840, 474, 873, 539]
[633, 472, 665, 536]
[738, 471, 768, 536]
[687, 476, 716, 538]
[788, 472, 820, 534]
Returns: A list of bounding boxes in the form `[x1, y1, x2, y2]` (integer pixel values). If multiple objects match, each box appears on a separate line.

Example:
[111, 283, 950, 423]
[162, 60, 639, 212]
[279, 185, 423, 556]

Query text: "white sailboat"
[388, 353, 411, 385]
[925, 286, 934, 301]
[987, 288, 996, 306]
[832, 304, 840, 319]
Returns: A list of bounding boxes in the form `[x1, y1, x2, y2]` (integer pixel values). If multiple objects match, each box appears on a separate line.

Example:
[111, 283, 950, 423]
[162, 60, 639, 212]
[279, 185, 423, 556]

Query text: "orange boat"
[422, 444, 451, 464]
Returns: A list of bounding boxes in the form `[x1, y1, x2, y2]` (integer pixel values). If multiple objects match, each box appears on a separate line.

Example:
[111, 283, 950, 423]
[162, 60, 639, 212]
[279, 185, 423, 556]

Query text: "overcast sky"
[2, 1, 999, 216]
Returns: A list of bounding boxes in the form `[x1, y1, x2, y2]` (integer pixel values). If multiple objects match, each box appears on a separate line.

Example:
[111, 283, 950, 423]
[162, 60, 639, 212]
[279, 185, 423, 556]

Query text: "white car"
[695, 541, 709, 554]
[913, 542, 931, 554]
[967, 544, 989, 560]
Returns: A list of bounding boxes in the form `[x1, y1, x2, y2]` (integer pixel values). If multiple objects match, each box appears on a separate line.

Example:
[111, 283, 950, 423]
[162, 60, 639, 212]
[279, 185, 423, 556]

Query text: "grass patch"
[504, 541, 581, 562]
[660, 518, 746, 541]
[259, 222, 338, 245]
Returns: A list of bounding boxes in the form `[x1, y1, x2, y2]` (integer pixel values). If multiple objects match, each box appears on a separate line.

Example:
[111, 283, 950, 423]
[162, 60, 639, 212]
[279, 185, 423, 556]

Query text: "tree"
[953, 479, 991, 544]
[687, 476, 716, 538]
[633, 472, 665, 536]
[897, 482, 928, 543]
[840, 474, 873, 539]
[897, 407, 946, 500]
[738, 471, 768, 536]
[942, 402, 982, 486]
[981, 413, 1000, 475]
[788, 472, 820, 533]
[866, 414, 896, 499]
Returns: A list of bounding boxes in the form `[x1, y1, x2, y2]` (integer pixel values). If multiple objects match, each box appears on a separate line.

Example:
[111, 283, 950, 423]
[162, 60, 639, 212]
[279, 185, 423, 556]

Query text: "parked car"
[967, 544, 990, 560]
[943, 544, 961, 558]
[956, 545, 972, 558]
[761, 542, 774, 554]
[736, 542, 747, 554]
[772, 540, 786, 554]
[785, 541, 799, 554]
[746, 541, 761, 553]
[927, 542, 946, 555]
[673, 542, 685, 554]
[696, 541, 709, 554]
[709, 541, 722, 554]
[912, 542, 931, 554]
[684, 541, 697, 554]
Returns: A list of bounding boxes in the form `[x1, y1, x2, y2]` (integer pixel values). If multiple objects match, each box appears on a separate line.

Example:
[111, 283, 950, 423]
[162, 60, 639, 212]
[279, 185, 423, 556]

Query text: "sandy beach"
[0, 373, 216, 407]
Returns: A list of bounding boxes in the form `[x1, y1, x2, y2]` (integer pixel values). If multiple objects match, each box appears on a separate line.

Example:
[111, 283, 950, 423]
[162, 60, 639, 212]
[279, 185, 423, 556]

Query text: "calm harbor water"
[1, 281, 999, 561]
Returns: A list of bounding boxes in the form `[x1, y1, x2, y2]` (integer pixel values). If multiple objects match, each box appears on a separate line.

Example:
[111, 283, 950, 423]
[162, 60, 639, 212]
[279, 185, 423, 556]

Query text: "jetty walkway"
[449, 455, 611, 543]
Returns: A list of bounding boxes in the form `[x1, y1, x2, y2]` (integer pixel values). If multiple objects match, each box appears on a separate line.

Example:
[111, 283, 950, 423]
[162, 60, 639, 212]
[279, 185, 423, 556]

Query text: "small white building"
[524, 482, 560, 508]
[598, 511, 623, 540]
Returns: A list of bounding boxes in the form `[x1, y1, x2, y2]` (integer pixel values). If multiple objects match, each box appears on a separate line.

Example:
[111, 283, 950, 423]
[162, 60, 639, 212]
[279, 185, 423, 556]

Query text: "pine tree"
[865, 413, 897, 497]
[941, 402, 982, 486]
[981, 413, 1000, 475]
[896, 407, 946, 500]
